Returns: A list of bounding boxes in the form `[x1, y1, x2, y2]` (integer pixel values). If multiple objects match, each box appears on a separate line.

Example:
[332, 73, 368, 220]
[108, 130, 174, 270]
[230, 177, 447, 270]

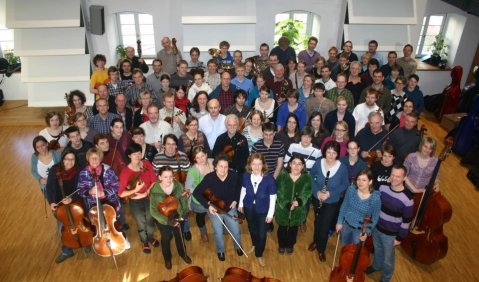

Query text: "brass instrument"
[208, 48, 221, 58]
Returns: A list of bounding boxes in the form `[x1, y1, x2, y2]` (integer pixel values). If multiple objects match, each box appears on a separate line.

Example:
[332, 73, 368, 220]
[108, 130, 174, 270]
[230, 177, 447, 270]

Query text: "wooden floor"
[0, 101, 478, 282]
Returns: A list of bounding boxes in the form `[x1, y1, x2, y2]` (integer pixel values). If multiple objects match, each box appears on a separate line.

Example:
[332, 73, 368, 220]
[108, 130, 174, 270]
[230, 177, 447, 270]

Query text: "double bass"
[401, 144, 453, 265]
[329, 216, 371, 282]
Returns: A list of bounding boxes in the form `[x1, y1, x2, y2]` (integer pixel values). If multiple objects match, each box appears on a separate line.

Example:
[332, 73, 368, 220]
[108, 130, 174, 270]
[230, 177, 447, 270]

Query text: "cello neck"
[348, 216, 371, 276]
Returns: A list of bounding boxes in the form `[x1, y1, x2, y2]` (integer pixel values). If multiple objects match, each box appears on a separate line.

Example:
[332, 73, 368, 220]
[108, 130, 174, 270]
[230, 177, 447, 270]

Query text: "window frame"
[116, 12, 156, 59]
[416, 14, 446, 57]
[274, 11, 319, 52]
[0, 28, 15, 55]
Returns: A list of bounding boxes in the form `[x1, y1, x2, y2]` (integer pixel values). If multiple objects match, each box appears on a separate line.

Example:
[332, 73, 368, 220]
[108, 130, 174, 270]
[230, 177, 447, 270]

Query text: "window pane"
[121, 24, 137, 36]
[426, 25, 441, 36]
[293, 13, 307, 23]
[141, 44, 156, 56]
[139, 25, 154, 35]
[0, 29, 14, 41]
[139, 14, 153, 25]
[119, 13, 135, 25]
[275, 13, 289, 22]
[140, 34, 155, 46]
[122, 35, 137, 47]
[0, 41, 14, 52]
[429, 15, 444, 26]
[424, 35, 437, 47]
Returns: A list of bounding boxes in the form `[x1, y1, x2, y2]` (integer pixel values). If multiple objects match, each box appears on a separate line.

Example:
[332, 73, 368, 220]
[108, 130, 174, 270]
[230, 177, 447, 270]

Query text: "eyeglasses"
[335, 128, 347, 132]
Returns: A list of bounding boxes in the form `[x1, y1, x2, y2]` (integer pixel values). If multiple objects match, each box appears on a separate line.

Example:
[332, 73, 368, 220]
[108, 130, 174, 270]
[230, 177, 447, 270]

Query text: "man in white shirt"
[353, 88, 384, 134]
[140, 104, 173, 150]
[315, 66, 336, 91]
[199, 99, 226, 149]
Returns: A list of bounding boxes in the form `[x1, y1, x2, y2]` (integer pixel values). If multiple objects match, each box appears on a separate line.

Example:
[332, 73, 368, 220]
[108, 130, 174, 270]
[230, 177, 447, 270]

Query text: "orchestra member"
[193, 153, 244, 262]
[39, 111, 68, 151]
[178, 116, 211, 156]
[131, 127, 158, 163]
[371, 145, 396, 190]
[31, 136, 61, 196]
[239, 153, 277, 267]
[64, 90, 93, 126]
[149, 166, 192, 269]
[404, 137, 440, 194]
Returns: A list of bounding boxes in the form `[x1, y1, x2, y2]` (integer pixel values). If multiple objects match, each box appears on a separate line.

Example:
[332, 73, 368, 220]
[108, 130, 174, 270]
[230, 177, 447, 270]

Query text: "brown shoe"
[318, 252, 326, 262]
[300, 223, 307, 233]
[308, 242, 316, 252]
[201, 234, 209, 243]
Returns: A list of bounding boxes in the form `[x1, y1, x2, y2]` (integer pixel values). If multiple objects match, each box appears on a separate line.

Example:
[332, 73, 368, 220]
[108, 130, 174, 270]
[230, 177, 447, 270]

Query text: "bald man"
[198, 99, 226, 149]
[125, 46, 149, 73]
[266, 64, 293, 105]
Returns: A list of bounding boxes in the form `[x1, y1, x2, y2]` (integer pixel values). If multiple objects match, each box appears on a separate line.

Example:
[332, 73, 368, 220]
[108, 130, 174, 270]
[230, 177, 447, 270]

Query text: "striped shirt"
[377, 184, 414, 240]
[284, 142, 321, 171]
[252, 139, 285, 175]
[152, 151, 190, 176]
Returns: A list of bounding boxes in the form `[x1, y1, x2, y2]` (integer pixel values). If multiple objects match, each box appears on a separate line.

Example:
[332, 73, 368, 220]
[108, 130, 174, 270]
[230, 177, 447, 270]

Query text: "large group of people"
[31, 36, 440, 282]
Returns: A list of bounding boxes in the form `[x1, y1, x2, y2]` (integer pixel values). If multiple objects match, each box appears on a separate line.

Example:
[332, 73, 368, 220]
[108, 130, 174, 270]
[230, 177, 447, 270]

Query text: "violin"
[126, 164, 146, 192]
[88, 171, 126, 257]
[202, 188, 244, 224]
[174, 151, 187, 186]
[164, 110, 184, 126]
[55, 177, 93, 250]
[223, 139, 245, 159]
[401, 143, 453, 265]
[238, 109, 254, 133]
[329, 216, 371, 282]
[161, 266, 208, 282]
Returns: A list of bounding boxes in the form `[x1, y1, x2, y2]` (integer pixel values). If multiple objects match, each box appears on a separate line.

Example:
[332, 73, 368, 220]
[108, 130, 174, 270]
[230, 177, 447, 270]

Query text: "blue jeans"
[244, 206, 268, 257]
[190, 200, 208, 235]
[341, 221, 362, 246]
[207, 208, 241, 253]
[372, 229, 396, 282]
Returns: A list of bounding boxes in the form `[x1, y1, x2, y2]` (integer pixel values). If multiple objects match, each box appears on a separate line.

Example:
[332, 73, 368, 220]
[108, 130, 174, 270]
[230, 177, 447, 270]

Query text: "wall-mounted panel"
[344, 24, 410, 51]
[21, 55, 90, 83]
[6, 0, 80, 28]
[14, 27, 85, 56]
[348, 0, 417, 24]
[27, 81, 91, 107]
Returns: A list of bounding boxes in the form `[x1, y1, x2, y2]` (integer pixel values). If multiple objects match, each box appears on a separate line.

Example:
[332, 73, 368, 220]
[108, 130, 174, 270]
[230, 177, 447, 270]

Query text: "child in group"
[231, 63, 254, 93]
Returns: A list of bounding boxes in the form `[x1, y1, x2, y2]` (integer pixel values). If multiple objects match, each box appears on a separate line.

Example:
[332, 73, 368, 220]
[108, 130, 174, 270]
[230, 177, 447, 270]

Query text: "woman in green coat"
[275, 155, 312, 254]
[150, 166, 191, 269]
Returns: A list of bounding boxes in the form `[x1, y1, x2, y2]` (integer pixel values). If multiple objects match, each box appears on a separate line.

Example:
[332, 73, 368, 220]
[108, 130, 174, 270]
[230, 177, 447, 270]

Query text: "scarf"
[59, 166, 77, 181]
[87, 165, 105, 197]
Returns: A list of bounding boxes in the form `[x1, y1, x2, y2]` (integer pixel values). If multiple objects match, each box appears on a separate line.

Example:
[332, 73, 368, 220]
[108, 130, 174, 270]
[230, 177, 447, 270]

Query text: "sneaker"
[142, 243, 151, 254]
[150, 239, 160, 248]
[246, 246, 255, 254]
[55, 253, 74, 264]
[124, 238, 131, 250]
[257, 257, 266, 267]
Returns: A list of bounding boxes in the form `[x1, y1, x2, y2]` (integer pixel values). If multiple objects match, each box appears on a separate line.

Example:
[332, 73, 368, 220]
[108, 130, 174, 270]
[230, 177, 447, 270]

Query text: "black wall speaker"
[90, 5, 105, 35]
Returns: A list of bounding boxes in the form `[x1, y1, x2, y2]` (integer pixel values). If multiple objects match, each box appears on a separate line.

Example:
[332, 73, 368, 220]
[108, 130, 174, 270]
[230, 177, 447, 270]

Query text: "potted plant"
[116, 44, 126, 60]
[429, 34, 448, 67]
[274, 19, 309, 51]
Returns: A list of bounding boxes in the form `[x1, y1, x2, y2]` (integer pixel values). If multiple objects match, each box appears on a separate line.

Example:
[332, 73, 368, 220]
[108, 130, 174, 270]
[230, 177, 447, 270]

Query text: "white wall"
[83, 0, 347, 66]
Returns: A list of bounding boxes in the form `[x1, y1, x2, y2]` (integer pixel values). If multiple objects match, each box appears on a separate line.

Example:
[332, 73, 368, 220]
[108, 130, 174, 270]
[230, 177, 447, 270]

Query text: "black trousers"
[277, 225, 299, 249]
[312, 197, 340, 252]
[155, 221, 186, 262]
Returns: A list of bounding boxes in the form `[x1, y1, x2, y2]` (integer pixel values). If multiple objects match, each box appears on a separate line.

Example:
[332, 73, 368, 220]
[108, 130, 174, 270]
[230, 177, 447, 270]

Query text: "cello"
[161, 266, 208, 282]
[222, 267, 281, 282]
[55, 178, 93, 250]
[329, 216, 371, 282]
[88, 170, 126, 269]
[401, 144, 453, 265]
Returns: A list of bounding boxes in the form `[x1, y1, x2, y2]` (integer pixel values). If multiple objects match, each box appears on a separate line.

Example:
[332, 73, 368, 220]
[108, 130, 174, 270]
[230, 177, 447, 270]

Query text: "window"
[0, 28, 14, 56]
[275, 11, 320, 52]
[116, 12, 156, 59]
[416, 14, 446, 56]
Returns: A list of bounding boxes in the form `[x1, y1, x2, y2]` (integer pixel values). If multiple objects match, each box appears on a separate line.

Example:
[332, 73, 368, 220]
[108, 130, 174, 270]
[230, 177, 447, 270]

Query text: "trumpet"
[208, 48, 221, 58]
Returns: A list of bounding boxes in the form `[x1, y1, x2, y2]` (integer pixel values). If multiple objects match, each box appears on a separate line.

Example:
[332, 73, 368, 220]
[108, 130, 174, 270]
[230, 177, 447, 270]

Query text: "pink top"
[320, 136, 348, 157]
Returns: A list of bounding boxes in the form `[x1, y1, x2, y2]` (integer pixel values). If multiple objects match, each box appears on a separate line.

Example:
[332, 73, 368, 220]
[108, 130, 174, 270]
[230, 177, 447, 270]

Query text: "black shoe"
[165, 260, 172, 270]
[122, 223, 130, 231]
[286, 248, 294, 255]
[278, 248, 285, 255]
[55, 253, 74, 264]
[184, 231, 192, 241]
[318, 252, 326, 262]
[182, 255, 192, 264]
[236, 249, 244, 256]
[217, 252, 225, 261]
[308, 242, 317, 252]
[365, 266, 377, 274]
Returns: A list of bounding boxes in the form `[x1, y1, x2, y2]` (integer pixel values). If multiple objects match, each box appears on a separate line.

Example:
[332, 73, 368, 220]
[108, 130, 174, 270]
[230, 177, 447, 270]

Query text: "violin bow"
[212, 212, 249, 258]
[331, 231, 341, 271]
[54, 189, 80, 206]
[366, 123, 400, 153]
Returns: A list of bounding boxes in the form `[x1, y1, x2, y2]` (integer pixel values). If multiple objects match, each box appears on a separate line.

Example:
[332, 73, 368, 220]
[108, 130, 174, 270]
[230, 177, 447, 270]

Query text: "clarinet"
[316, 171, 330, 216]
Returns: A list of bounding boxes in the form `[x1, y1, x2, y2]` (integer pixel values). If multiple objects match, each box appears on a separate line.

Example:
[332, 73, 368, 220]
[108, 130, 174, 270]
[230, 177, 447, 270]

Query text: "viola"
[401, 144, 453, 265]
[161, 266, 208, 282]
[88, 172, 126, 257]
[330, 216, 371, 282]
[202, 188, 245, 224]
[56, 177, 93, 249]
